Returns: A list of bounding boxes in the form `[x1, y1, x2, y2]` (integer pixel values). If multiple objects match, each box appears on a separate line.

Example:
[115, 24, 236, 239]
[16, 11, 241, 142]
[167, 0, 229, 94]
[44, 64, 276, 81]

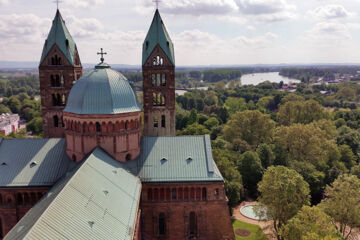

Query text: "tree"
[0, 104, 11, 114]
[337, 126, 360, 156]
[204, 117, 219, 130]
[278, 100, 327, 126]
[238, 151, 263, 196]
[256, 143, 275, 168]
[7, 96, 21, 114]
[181, 123, 209, 135]
[257, 96, 274, 113]
[223, 110, 275, 148]
[351, 164, 360, 179]
[188, 109, 198, 125]
[257, 166, 310, 240]
[224, 97, 247, 116]
[280, 206, 341, 240]
[26, 117, 43, 135]
[320, 174, 360, 239]
[339, 145, 356, 170]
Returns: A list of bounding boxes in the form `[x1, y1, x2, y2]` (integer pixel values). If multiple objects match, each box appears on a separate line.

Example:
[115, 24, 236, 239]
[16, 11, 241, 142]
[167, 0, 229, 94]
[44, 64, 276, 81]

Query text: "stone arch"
[88, 122, 95, 133]
[114, 121, 120, 131]
[202, 187, 207, 200]
[95, 122, 101, 132]
[82, 122, 88, 133]
[107, 122, 113, 133]
[76, 122, 82, 132]
[16, 193, 23, 205]
[124, 121, 128, 130]
[101, 122, 107, 133]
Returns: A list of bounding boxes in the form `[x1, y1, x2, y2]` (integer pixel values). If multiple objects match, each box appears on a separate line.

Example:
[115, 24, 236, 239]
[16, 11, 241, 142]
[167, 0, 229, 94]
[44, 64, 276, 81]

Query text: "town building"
[1, 8, 235, 240]
[0, 114, 20, 136]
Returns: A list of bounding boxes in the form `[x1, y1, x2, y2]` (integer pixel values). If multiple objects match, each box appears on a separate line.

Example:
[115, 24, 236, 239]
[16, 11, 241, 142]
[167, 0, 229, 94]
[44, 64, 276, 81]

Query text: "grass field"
[232, 219, 267, 240]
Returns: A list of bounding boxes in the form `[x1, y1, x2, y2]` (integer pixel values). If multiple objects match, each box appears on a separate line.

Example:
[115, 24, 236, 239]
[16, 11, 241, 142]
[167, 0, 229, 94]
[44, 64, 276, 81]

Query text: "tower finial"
[97, 48, 107, 63]
[53, 0, 62, 10]
[153, 0, 161, 10]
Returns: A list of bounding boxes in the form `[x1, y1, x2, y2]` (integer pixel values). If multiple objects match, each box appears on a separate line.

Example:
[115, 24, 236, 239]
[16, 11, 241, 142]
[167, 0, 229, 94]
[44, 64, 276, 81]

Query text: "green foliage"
[339, 145, 356, 170]
[257, 166, 310, 240]
[320, 174, 360, 239]
[224, 97, 248, 116]
[26, 117, 43, 135]
[181, 123, 209, 135]
[204, 117, 219, 130]
[223, 110, 275, 148]
[203, 68, 242, 83]
[337, 126, 360, 156]
[0, 104, 11, 114]
[238, 151, 263, 196]
[278, 100, 328, 126]
[256, 143, 275, 168]
[280, 206, 342, 240]
[351, 164, 360, 178]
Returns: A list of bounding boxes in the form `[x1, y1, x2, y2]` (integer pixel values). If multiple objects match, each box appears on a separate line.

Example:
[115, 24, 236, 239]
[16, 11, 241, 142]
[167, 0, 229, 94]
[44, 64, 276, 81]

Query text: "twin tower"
[39, 9, 176, 144]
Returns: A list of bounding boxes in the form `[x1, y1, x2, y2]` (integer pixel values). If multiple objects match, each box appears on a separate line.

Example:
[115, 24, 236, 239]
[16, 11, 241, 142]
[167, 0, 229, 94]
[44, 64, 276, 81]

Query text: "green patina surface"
[64, 63, 142, 115]
[5, 148, 141, 240]
[40, 10, 77, 66]
[142, 10, 175, 65]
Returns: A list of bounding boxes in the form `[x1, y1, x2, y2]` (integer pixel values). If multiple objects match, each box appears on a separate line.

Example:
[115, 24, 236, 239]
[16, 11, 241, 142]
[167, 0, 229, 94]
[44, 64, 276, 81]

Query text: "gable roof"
[5, 148, 141, 240]
[127, 135, 223, 183]
[0, 138, 73, 187]
[39, 10, 77, 66]
[142, 9, 175, 65]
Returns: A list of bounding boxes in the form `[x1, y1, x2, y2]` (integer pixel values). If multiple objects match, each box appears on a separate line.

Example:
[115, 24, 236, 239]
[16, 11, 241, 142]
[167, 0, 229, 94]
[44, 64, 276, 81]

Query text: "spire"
[40, 10, 77, 66]
[142, 10, 175, 65]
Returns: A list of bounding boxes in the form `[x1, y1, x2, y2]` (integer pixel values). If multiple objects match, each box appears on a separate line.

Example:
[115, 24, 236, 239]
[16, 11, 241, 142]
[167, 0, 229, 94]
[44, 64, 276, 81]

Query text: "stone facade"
[39, 45, 82, 138]
[63, 112, 142, 162]
[143, 45, 176, 137]
[141, 183, 235, 240]
[0, 188, 48, 237]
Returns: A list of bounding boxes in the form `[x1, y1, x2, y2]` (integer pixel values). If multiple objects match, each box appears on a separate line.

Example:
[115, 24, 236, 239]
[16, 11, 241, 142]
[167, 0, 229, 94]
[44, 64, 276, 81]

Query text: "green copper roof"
[64, 63, 142, 115]
[142, 10, 175, 65]
[0, 138, 74, 187]
[5, 148, 141, 240]
[40, 10, 77, 66]
[127, 135, 224, 183]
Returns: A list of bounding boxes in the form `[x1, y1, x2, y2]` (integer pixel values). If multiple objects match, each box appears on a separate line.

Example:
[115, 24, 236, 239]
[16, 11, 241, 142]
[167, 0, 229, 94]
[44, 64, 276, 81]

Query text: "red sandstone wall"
[141, 183, 235, 240]
[0, 188, 48, 237]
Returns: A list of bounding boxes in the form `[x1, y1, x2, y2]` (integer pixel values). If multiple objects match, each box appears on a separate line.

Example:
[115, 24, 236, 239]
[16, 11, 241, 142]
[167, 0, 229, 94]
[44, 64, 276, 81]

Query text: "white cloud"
[0, 14, 50, 43]
[308, 5, 352, 20]
[236, 0, 295, 15]
[218, 15, 247, 24]
[305, 22, 351, 46]
[66, 16, 103, 38]
[232, 32, 278, 49]
[135, 0, 238, 15]
[0, 0, 8, 6]
[63, 0, 105, 9]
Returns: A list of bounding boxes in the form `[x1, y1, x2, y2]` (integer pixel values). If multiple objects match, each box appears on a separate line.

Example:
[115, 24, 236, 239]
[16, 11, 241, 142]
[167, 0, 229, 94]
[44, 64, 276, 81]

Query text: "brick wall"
[140, 182, 235, 240]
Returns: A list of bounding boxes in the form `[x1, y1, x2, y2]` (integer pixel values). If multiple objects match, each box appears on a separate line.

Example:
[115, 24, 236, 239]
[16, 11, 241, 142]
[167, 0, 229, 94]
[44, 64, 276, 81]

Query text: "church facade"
[0, 9, 235, 240]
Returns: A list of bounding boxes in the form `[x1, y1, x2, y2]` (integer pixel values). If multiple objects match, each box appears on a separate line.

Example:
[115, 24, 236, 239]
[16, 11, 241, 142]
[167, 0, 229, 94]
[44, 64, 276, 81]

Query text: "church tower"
[142, 10, 175, 136]
[39, 10, 82, 138]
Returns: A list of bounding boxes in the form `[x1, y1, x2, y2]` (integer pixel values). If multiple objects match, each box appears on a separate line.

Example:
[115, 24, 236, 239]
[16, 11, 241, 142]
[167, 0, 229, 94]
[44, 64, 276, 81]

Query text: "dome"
[64, 63, 142, 115]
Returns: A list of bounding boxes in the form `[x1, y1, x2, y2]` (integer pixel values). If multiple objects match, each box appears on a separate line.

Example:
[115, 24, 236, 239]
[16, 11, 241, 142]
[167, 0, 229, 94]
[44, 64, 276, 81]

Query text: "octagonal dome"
[64, 63, 142, 115]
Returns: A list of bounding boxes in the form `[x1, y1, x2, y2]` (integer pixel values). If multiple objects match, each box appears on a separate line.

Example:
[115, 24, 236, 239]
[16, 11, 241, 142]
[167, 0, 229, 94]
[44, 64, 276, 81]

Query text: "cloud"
[232, 32, 278, 49]
[236, 0, 295, 15]
[0, 14, 50, 43]
[135, 0, 238, 15]
[66, 16, 103, 38]
[0, 0, 8, 6]
[305, 22, 351, 45]
[308, 5, 352, 20]
[63, 0, 105, 9]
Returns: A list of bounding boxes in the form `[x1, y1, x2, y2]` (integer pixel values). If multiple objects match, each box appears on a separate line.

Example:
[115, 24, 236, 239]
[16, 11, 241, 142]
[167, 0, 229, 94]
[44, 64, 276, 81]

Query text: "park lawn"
[232, 219, 266, 240]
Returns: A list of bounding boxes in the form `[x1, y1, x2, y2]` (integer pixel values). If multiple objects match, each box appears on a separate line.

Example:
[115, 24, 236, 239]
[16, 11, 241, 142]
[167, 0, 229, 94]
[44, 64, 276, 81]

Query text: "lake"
[241, 72, 300, 85]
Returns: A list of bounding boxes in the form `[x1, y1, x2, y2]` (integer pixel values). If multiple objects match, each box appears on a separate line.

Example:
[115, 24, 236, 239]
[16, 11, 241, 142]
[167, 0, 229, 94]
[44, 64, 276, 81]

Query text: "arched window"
[202, 187, 207, 200]
[153, 115, 158, 128]
[55, 75, 60, 86]
[148, 189, 153, 201]
[160, 188, 165, 201]
[189, 212, 197, 237]
[161, 115, 166, 128]
[53, 115, 59, 128]
[61, 94, 66, 105]
[152, 74, 156, 86]
[24, 193, 30, 204]
[178, 188, 183, 200]
[50, 75, 55, 86]
[161, 74, 166, 86]
[125, 121, 128, 130]
[184, 187, 189, 200]
[0, 194, 2, 205]
[17, 193, 23, 205]
[159, 213, 166, 236]
[154, 188, 159, 201]
[72, 154, 76, 161]
[196, 188, 201, 201]
[190, 188, 195, 200]
[172, 188, 177, 200]
[60, 75, 64, 86]
[166, 188, 171, 200]
[126, 154, 131, 161]
[96, 122, 101, 132]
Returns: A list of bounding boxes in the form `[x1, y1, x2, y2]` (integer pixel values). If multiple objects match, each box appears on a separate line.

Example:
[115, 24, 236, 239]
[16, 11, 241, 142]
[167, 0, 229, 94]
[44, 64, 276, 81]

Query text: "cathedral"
[0, 8, 235, 240]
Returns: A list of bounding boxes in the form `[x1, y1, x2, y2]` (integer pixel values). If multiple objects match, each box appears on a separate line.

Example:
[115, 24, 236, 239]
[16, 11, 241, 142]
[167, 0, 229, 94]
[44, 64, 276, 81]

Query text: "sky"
[0, 0, 360, 66]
